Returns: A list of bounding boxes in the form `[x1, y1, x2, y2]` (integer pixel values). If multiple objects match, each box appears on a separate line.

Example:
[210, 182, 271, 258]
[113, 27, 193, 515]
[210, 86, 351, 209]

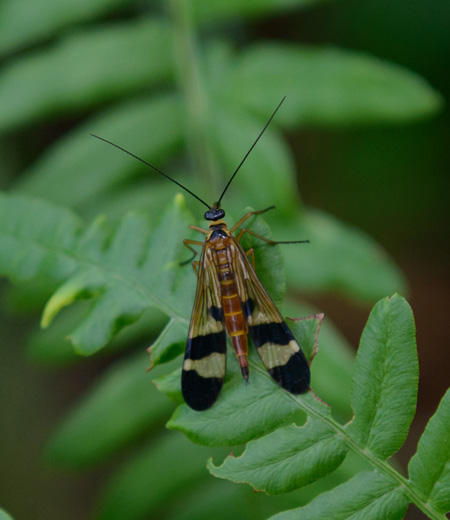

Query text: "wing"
[231, 240, 310, 394]
[181, 244, 226, 411]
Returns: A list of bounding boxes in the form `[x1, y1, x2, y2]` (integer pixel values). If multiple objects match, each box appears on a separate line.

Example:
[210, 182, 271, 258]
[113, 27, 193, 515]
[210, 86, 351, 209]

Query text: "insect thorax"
[207, 220, 231, 241]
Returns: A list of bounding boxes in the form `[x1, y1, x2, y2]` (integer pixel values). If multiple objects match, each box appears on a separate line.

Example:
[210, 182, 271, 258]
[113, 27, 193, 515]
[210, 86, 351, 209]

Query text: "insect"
[91, 97, 311, 411]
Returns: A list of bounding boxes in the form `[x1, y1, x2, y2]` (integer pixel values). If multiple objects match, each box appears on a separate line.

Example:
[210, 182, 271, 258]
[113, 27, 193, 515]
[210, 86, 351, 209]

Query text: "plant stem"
[251, 361, 447, 520]
[301, 404, 446, 519]
[168, 0, 220, 201]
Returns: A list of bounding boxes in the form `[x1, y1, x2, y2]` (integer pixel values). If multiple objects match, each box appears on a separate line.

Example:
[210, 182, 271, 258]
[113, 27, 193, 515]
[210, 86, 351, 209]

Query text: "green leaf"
[69, 207, 191, 355]
[45, 353, 174, 467]
[280, 210, 408, 302]
[15, 94, 184, 208]
[268, 471, 409, 520]
[95, 432, 218, 520]
[168, 369, 327, 446]
[154, 368, 184, 404]
[408, 388, 450, 514]
[0, 0, 135, 56]
[285, 303, 353, 421]
[191, 0, 328, 24]
[0, 193, 82, 283]
[209, 418, 348, 494]
[167, 364, 296, 446]
[0, 192, 193, 355]
[148, 317, 187, 368]
[0, 19, 173, 132]
[171, 474, 368, 520]
[347, 294, 418, 459]
[224, 44, 443, 126]
[28, 304, 167, 365]
[0, 509, 14, 520]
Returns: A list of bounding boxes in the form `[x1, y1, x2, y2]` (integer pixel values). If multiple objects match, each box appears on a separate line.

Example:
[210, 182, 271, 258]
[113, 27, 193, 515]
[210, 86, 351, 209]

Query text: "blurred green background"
[0, 1, 448, 519]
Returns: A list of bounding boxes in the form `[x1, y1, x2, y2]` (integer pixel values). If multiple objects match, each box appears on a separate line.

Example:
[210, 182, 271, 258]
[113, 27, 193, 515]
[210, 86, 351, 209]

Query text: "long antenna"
[90, 134, 212, 210]
[216, 96, 286, 207]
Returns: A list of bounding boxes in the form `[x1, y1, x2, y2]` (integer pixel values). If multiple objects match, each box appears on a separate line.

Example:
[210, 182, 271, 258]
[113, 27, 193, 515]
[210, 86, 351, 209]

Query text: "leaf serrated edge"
[207, 418, 348, 495]
[206, 455, 268, 494]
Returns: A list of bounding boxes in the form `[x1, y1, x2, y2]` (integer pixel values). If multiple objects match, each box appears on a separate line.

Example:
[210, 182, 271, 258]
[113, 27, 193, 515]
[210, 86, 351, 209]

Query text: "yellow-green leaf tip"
[41, 284, 80, 328]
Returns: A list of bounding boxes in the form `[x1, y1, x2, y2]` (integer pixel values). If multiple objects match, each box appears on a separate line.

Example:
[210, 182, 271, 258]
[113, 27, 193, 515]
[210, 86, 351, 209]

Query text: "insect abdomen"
[217, 251, 249, 379]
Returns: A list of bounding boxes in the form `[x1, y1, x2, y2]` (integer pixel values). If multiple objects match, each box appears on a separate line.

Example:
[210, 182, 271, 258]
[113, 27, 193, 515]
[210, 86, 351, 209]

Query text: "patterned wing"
[181, 245, 226, 411]
[231, 240, 310, 394]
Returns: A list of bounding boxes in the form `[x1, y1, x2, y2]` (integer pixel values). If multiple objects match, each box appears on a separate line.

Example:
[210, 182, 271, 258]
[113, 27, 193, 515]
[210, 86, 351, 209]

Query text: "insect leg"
[192, 261, 200, 277]
[189, 224, 209, 234]
[236, 227, 309, 246]
[180, 239, 203, 266]
[245, 248, 256, 269]
[229, 206, 276, 233]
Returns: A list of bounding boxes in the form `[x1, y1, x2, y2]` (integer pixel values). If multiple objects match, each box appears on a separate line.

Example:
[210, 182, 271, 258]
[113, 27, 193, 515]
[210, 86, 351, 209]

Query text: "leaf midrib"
[249, 359, 447, 520]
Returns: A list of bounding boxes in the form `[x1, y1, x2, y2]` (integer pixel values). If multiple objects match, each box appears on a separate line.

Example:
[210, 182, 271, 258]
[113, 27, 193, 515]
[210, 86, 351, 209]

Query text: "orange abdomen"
[217, 250, 249, 379]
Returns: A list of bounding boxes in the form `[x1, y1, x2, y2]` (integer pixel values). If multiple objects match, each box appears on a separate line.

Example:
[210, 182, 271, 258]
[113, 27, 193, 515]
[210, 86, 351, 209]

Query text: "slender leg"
[192, 261, 200, 277]
[180, 239, 203, 266]
[236, 227, 309, 246]
[229, 206, 276, 233]
[245, 248, 256, 269]
[189, 224, 209, 234]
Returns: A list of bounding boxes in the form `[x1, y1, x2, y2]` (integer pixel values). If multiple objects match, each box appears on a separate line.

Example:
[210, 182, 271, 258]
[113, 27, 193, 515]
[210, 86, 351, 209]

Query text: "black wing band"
[249, 321, 310, 394]
[232, 241, 310, 394]
[182, 246, 227, 411]
[182, 331, 226, 411]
